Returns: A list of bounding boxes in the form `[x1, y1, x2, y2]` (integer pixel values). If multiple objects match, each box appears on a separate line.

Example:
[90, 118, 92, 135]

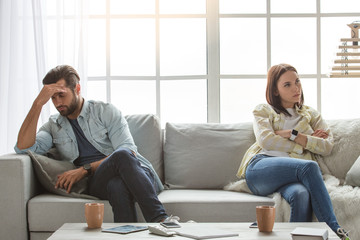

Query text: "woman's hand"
[274, 129, 328, 149]
[275, 130, 292, 138]
[311, 129, 329, 139]
[275, 129, 307, 148]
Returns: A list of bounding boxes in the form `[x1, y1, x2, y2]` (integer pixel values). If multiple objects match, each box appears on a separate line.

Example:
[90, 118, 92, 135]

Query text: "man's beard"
[57, 95, 79, 116]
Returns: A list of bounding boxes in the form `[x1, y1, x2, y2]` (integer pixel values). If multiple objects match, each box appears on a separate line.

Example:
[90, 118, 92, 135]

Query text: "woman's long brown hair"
[266, 63, 304, 116]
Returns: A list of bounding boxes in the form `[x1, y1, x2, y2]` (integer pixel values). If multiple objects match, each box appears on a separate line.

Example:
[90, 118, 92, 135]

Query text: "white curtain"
[0, 0, 89, 155]
[0, 0, 47, 155]
[45, 0, 89, 94]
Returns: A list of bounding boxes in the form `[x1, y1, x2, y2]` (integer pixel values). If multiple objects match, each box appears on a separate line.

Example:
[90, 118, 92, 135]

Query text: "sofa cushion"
[41, 114, 163, 182]
[28, 151, 97, 200]
[28, 194, 114, 231]
[164, 122, 255, 189]
[345, 155, 360, 187]
[125, 114, 163, 181]
[158, 189, 274, 222]
[28, 191, 274, 231]
[323, 119, 360, 180]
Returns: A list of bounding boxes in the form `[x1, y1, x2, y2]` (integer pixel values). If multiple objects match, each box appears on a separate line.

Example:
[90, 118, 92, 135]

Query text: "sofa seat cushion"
[158, 189, 274, 222]
[29, 190, 273, 232]
[28, 194, 114, 232]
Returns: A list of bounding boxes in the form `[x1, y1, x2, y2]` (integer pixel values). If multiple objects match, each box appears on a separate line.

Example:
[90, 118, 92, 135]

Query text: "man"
[15, 65, 174, 223]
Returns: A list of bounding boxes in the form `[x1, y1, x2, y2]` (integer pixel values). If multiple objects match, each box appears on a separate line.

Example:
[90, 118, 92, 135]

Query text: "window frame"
[49, 0, 360, 123]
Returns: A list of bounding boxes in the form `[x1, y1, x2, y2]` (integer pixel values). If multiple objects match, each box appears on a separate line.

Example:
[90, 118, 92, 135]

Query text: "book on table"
[290, 227, 328, 240]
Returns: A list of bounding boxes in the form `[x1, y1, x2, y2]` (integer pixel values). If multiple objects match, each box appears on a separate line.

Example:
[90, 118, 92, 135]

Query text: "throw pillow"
[323, 119, 360, 180]
[345, 155, 360, 187]
[28, 151, 98, 199]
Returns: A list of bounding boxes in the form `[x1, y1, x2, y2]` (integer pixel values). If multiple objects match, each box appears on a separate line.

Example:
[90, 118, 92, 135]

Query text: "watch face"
[292, 129, 298, 135]
[83, 164, 91, 170]
[83, 164, 92, 175]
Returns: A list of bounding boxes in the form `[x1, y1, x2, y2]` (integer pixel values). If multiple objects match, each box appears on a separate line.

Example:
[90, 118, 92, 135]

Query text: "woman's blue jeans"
[245, 154, 340, 232]
[88, 147, 167, 222]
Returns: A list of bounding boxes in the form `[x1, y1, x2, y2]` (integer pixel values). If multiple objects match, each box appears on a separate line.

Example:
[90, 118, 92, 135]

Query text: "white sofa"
[0, 114, 359, 240]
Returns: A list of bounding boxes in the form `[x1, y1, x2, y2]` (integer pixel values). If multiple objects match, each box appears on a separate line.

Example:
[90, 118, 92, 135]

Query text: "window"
[46, 0, 360, 125]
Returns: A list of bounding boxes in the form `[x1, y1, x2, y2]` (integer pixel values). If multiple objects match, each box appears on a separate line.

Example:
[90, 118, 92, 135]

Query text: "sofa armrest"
[0, 153, 39, 240]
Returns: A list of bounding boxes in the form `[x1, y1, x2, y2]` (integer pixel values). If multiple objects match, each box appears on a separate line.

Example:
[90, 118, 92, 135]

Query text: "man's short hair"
[43, 65, 80, 90]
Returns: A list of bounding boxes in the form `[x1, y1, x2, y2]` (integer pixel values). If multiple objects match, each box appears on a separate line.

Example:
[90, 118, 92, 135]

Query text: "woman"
[237, 64, 350, 240]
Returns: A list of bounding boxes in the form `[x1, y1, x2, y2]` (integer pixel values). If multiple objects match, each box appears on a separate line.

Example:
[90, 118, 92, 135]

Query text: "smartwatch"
[289, 129, 298, 141]
[83, 163, 92, 176]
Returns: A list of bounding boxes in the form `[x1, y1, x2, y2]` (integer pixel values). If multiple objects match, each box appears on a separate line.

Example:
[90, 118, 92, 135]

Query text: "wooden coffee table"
[48, 222, 339, 239]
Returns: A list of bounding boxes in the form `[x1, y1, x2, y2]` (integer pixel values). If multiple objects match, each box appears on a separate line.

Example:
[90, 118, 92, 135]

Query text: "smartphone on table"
[160, 221, 181, 228]
[249, 222, 258, 228]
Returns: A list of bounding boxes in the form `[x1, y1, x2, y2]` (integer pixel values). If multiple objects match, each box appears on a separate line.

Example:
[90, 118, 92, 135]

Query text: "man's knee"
[112, 148, 132, 158]
[109, 148, 137, 168]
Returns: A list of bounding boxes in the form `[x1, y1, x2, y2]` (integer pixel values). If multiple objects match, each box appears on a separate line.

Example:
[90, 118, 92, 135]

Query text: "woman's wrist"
[294, 133, 307, 148]
[289, 129, 298, 141]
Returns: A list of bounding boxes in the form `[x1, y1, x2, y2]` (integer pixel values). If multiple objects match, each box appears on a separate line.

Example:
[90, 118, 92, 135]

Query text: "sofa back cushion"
[164, 122, 255, 189]
[125, 114, 163, 181]
[46, 114, 163, 182]
[323, 118, 360, 180]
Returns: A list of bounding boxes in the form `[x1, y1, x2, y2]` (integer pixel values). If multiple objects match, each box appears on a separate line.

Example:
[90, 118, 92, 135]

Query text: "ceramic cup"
[85, 203, 104, 229]
[256, 205, 275, 232]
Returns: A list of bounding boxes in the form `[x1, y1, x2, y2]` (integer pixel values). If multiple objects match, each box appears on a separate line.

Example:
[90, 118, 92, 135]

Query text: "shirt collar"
[78, 98, 88, 119]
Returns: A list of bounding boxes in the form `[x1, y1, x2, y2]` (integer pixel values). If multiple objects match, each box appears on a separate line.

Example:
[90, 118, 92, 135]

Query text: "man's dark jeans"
[88, 147, 167, 222]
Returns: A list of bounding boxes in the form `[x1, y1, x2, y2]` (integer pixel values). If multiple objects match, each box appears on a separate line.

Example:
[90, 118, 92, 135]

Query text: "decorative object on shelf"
[329, 21, 360, 78]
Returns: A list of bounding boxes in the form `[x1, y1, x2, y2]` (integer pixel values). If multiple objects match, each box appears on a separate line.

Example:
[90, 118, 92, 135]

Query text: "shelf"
[330, 26, 360, 78]
[340, 38, 360, 42]
[332, 66, 360, 70]
[336, 52, 360, 56]
[339, 45, 360, 49]
[334, 59, 360, 63]
[329, 72, 360, 78]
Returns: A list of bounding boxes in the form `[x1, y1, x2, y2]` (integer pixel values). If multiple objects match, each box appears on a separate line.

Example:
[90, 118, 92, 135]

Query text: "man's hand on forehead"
[51, 91, 64, 98]
[48, 84, 66, 95]
[35, 83, 67, 106]
[51, 84, 67, 96]
[51, 79, 71, 96]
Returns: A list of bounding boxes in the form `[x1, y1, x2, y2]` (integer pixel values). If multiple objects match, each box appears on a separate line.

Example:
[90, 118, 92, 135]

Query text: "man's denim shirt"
[15, 100, 164, 193]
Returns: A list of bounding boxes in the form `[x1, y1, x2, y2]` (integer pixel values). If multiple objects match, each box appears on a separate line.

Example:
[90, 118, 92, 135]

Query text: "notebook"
[290, 227, 328, 240]
[175, 226, 238, 240]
